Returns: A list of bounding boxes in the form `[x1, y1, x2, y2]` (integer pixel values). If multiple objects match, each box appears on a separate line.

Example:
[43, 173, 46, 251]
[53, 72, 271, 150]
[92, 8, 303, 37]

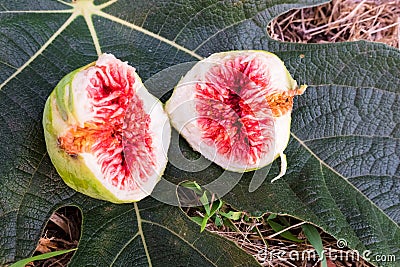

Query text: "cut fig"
[43, 53, 170, 203]
[165, 50, 306, 181]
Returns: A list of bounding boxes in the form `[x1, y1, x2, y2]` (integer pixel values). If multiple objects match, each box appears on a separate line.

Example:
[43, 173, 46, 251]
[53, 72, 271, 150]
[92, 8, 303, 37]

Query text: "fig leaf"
[0, 0, 398, 266]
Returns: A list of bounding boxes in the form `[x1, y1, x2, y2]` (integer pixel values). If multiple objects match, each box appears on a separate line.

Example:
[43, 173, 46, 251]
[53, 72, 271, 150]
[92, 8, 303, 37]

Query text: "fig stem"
[270, 152, 287, 183]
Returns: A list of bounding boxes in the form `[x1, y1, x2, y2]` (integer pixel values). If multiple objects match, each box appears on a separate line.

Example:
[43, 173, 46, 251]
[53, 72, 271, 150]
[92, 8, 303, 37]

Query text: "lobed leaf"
[0, 0, 398, 266]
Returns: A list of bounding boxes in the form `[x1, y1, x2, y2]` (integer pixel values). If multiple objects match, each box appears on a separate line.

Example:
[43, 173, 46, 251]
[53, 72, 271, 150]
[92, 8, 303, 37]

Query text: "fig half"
[43, 54, 170, 203]
[165, 50, 306, 181]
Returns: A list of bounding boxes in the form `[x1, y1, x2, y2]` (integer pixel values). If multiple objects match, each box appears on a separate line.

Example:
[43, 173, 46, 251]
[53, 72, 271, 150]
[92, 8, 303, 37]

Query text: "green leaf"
[200, 191, 211, 215]
[214, 215, 223, 227]
[219, 211, 242, 221]
[181, 181, 203, 195]
[302, 224, 327, 267]
[74, 199, 260, 266]
[266, 219, 304, 243]
[9, 249, 77, 267]
[210, 200, 224, 217]
[200, 215, 209, 233]
[191, 216, 205, 226]
[200, 198, 223, 232]
[0, 0, 399, 266]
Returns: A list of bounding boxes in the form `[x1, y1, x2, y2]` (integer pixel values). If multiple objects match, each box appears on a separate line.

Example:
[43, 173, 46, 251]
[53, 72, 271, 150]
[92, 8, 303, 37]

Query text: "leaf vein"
[0, 10, 72, 14]
[110, 232, 140, 266]
[193, 17, 249, 52]
[134, 203, 152, 267]
[306, 83, 400, 95]
[95, 10, 203, 60]
[291, 132, 399, 227]
[141, 218, 217, 266]
[84, 207, 135, 241]
[301, 135, 400, 143]
[172, 1, 222, 42]
[83, 11, 102, 56]
[0, 12, 78, 91]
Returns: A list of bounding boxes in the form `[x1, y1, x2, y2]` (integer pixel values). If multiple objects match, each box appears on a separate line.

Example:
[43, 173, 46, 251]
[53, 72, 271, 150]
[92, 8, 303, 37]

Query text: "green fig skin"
[43, 54, 170, 203]
[43, 71, 125, 203]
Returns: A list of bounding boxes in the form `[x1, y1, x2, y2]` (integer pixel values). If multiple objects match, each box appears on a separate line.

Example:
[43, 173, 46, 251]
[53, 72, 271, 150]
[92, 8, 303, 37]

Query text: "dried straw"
[269, 0, 400, 48]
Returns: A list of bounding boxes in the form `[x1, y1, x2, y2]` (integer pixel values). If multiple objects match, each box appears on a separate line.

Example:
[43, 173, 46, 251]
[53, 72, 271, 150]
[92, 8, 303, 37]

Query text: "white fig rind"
[166, 50, 306, 179]
[43, 54, 170, 203]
